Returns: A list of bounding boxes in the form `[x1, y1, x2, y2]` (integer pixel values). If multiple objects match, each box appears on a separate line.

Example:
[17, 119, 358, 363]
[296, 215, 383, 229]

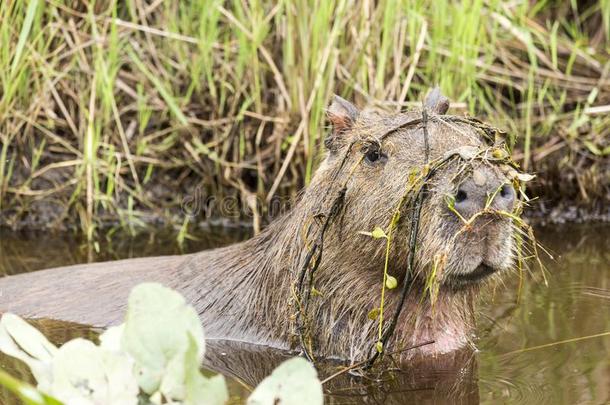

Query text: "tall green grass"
[0, 0, 608, 235]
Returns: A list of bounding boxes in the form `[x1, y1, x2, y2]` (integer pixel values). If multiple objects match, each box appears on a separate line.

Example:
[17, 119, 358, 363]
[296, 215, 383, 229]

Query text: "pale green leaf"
[247, 357, 323, 405]
[0, 314, 57, 388]
[122, 283, 205, 398]
[0, 369, 62, 405]
[184, 335, 228, 405]
[11, 0, 40, 76]
[371, 226, 387, 239]
[385, 276, 398, 289]
[99, 324, 125, 354]
[50, 339, 138, 405]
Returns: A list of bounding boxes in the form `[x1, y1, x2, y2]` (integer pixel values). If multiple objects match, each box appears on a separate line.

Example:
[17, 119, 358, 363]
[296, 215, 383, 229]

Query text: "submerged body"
[0, 222, 473, 360]
[0, 93, 519, 362]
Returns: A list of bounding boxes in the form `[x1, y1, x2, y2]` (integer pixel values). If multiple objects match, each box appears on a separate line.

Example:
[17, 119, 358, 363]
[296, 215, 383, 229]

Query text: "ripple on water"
[476, 224, 610, 404]
[0, 223, 608, 404]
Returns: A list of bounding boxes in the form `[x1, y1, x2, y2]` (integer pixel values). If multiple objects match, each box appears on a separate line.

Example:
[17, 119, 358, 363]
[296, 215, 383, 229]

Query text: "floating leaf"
[385, 276, 398, 290]
[0, 284, 232, 405]
[0, 316, 138, 405]
[247, 357, 323, 405]
[367, 308, 380, 320]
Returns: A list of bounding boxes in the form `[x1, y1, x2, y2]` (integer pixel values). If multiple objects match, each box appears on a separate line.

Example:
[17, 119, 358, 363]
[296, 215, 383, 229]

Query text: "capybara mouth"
[449, 263, 498, 288]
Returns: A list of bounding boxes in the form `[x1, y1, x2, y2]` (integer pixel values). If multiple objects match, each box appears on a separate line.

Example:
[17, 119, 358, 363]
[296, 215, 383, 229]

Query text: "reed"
[0, 0, 607, 235]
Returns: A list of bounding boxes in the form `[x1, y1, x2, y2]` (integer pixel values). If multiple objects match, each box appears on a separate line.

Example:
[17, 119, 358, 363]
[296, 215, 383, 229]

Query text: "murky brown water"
[0, 224, 608, 404]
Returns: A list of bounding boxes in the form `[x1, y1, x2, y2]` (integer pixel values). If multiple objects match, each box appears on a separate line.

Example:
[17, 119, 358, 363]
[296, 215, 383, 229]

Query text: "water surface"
[0, 224, 608, 404]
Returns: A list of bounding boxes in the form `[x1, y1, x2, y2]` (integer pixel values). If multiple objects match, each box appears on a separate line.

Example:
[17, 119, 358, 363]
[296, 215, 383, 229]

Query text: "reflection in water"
[0, 226, 250, 276]
[476, 224, 610, 404]
[204, 340, 479, 404]
[0, 224, 608, 404]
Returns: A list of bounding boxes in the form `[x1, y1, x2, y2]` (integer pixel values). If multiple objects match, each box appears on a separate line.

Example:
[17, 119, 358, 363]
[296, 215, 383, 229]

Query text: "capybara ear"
[424, 86, 450, 114]
[325, 95, 359, 152]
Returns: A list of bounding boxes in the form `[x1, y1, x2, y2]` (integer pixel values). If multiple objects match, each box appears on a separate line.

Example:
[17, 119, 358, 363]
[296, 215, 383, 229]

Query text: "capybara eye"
[363, 145, 386, 164]
[366, 149, 380, 162]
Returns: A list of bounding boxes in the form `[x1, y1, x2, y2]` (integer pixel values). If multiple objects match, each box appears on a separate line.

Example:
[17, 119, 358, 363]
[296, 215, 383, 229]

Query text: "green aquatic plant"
[0, 283, 323, 405]
[248, 356, 323, 405]
[0, 368, 61, 405]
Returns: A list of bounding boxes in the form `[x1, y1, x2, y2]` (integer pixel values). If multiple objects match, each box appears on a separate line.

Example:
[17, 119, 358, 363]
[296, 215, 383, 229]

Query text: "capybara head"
[301, 94, 520, 293]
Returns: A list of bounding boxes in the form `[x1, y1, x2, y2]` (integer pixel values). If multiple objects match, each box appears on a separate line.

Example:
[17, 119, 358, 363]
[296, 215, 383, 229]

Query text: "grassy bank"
[0, 0, 608, 236]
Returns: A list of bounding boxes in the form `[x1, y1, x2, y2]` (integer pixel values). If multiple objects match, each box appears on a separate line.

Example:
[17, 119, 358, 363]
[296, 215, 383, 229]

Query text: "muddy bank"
[1, 190, 608, 232]
[526, 201, 609, 225]
[1, 189, 608, 233]
[1, 159, 607, 232]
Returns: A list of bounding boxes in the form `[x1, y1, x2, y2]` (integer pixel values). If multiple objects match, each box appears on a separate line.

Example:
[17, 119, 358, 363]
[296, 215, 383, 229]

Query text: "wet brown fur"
[0, 99, 516, 363]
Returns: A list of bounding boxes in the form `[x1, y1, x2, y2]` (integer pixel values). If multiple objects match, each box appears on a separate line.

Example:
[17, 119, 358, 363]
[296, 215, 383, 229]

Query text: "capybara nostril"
[451, 168, 514, 219]
[455, 189, 468, 203]
[452, 179, 483, 220]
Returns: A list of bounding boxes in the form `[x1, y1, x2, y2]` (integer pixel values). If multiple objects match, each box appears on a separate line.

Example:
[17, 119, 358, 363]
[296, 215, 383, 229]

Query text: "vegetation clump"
[0, 283, 324, 405]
